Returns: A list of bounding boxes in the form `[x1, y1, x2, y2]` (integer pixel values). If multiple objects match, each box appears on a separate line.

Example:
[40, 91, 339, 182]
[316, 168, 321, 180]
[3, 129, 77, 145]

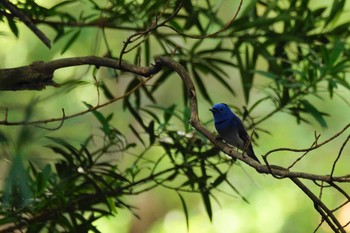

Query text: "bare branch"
[119, 0, 184, 61]
[291, 178, 345, 233]
[1, 0, 51, 48]
[0, 56, 161, 91]
[330, 135, 350, 178]
[163, 0, 243, 39]
[34, 108, 66, 131]
[0, 78, 148, 126]
[264, 123, 350, 160]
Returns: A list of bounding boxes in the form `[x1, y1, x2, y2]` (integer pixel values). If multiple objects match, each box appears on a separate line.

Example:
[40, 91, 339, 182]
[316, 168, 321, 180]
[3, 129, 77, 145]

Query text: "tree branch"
[0, 56, 349, 232]
[154, 56, 349, 232]
[1, 0, 51, 48]
[0, 56, 161, 91]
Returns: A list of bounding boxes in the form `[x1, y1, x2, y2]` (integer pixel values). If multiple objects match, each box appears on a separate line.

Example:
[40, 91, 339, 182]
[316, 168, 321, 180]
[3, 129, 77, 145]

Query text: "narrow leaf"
[61, 30, 81, 54]
[201, 190, 212, 221]
[211, 173, 227, 188]
[7, 18, 19, 37]
[83, 102, 110, 135]
[300, 100, 328, 128]
[129, 124, 145, 146]
[192, 66, 212, 104]
[177, 192, 189, 230]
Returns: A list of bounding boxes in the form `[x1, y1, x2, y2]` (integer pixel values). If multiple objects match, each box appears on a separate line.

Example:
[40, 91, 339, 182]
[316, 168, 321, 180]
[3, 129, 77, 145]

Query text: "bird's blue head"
[209, 103, 235, 123]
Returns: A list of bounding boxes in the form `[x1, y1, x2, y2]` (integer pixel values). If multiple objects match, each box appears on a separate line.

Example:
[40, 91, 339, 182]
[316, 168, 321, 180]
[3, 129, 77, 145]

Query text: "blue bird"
[210, 103, 260, 163]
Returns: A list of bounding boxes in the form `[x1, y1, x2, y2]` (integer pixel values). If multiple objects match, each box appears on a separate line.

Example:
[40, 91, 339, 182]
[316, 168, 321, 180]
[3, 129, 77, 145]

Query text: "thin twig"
[264, 123, 350, 159]
[287, 132, 321, 169]
[330, 135, 350, 178]
[1, 0, 51, 48]
[0, 79, 148, 126]
[34, 109, 66, 131]
[163, 0, 243, 39]
[119, 0, 184, 62]
[291, 178, 345, 233]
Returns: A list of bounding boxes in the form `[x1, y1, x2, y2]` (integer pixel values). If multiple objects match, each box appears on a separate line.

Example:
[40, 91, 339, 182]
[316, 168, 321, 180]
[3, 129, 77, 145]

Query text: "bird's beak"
[209, 108, 215, 112]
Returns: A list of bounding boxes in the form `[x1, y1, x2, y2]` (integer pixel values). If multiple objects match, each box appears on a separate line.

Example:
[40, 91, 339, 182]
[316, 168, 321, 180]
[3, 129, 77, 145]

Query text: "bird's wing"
[234, 118, 251, 144]
[230, 117, 260, 162]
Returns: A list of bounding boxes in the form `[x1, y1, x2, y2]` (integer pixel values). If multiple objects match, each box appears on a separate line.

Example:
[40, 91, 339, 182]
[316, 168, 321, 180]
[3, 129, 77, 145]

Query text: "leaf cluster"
[0, 0, 350, 232]
[0, 104, 243, 232]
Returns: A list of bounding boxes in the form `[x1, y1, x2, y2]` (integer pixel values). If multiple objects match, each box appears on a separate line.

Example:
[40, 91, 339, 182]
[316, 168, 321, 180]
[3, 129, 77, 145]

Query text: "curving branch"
[0, 56, 349, 232]
[0, 56, 161, 91]
[154, 56, 349, 233]
[154, 57, 350, 181]
[1, 56, 349, 183]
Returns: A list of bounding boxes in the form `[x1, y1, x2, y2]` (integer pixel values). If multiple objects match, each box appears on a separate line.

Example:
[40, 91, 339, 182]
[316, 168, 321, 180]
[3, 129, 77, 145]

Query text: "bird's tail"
[246, 144, 260, 163]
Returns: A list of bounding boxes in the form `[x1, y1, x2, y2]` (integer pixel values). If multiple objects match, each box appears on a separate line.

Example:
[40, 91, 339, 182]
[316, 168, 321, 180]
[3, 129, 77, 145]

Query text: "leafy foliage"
[0, 105, 240, 232]
[0, 0, 349, 232]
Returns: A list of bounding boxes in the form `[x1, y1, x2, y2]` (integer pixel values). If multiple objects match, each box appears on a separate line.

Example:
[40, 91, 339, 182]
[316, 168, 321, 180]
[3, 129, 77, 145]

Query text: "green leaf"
[231, 14, 294, 32]
[49, 0, 76, 11]
[163, 104, 176, 124]
[141, 85, 156, 103]
[211, 173, 227, 188]
[47, 137, 82, 163]
[300, 100, 328, 128]
[150, 69, 173, 93]
[146, 120, 155, 145]
[235, 43, 257, 103]
[182, 106, 191, 132]
[195, 62, 235, 96]
[148, 105, 183, 123]
[3, 153, 32, 208]
[312, 7, 327, 18]
[326, 0, 345, 26]
[199, 159, 212, 220]
[144, 37, 150, 65]
[83, 102, 110, 135]
[328, 41, 344, 66]
[36, 164, 52, 193]
[192, 66, 212, 104]
[334, 77, 350, 90]
[61, 30, 81, 54]
[168, 20, 183, 31]
[100, 81, 115, 100]
[7, 18, 18, 37]
[52, 25, 65, 42]
[203, 57, 237, 69]
[124, 79, 141, 109]
[254, 70, 279, 80]
[0, 130, 8, 145]
[330, 22, 350, 35]
[177, 192, 189, 230]
[201, 190, 212, 221]
[48, 145, 72, 167]
[129, 124, 145, 146]
[124, 99, 147, 130]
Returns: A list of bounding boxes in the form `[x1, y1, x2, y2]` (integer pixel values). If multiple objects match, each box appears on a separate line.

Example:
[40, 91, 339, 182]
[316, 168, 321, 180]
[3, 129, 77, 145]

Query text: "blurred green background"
[1, 0, 350, 232]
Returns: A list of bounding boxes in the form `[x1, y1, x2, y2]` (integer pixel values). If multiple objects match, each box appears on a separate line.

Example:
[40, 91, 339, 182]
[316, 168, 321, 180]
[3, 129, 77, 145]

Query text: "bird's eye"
[220, 108, 223, 111]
